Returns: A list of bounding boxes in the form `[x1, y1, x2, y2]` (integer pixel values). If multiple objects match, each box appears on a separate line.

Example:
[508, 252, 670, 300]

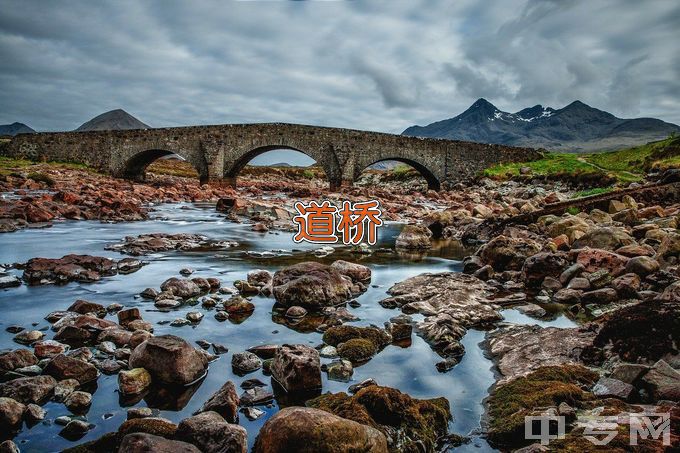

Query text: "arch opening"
[122, 149, 202, 183]
[226, 146, 331, 190]
[356, 158, 441, 191]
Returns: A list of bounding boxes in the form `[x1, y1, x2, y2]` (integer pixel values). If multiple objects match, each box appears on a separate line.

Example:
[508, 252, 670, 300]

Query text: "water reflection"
[0, 202, 566, 451]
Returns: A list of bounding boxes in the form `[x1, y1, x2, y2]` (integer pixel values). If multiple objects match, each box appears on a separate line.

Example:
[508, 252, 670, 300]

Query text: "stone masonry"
[2, 123, 542, 190]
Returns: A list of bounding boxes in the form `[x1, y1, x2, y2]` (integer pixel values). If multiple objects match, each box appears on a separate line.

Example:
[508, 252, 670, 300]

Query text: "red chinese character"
[338, 200, 382, 245]
[293, 200, 338, 243]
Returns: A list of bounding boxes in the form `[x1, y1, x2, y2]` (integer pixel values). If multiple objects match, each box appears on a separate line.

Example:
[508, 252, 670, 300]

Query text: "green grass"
[0, 156, 94, 177]
[588, 135, 680, 173]
[482, 153, 597, 179]
[483, 135, 680, 186]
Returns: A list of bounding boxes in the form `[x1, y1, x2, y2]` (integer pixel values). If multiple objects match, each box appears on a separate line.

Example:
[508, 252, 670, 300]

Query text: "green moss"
[27, 171, 55, 186]
[487, 365, 599, 448]
[308, 385, 452, 452]
[337, 338, 377, 362]
[322, 325, 391, 349]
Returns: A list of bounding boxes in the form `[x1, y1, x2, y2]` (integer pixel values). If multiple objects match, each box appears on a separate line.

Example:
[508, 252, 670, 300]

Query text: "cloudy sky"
[1, 0, 678, 134]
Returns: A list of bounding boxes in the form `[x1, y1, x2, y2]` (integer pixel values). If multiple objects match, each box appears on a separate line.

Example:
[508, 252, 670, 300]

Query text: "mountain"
[403, 98, 680, 152]
[75, 109, 149, 132]
[0, 122, 35, 136]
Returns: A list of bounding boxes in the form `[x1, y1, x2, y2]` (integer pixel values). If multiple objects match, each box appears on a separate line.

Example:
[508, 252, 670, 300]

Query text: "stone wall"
[2, 123, 542, 189]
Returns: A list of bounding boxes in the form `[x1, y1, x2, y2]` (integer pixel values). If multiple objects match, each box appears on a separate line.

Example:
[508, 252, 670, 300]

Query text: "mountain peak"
[470, 98, 497, 110]
[0, 122, 35, 136]
[75, 109, 150, 132]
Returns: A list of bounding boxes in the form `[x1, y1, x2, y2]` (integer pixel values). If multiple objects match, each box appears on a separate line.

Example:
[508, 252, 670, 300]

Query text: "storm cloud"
[0, 0, 678, 132]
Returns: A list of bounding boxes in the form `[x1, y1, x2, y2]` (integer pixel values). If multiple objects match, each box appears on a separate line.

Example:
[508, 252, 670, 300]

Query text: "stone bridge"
[2, 123, 541, 190]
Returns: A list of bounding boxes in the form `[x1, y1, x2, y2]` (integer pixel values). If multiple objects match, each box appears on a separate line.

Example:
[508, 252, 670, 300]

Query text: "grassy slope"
[483, 135, 680, 186]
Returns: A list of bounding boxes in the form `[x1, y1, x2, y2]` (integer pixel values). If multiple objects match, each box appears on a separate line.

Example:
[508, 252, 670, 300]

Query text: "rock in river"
[0, 375, 56, 404]
[395, 224, 432, 250]
[231, 352, 262, 375]
[271, 344, 321, 393]
[118, 432, 200, 453]
[253, 407, 388, 453]
[129, 335, 208, 385]
[487, 324, 596, 384]
[176, 411, 247, 453]
[195, 380, 239, 423]
[272, 261, 358, 309]
[381, 272, 501, 360]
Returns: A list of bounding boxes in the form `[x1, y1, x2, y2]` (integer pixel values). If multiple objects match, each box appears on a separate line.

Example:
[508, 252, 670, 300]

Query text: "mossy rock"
[487, 365, 599, 449]
[337, 338, 378, 363]
[322, 325, 391, 349]
[308, 385, 451, 452]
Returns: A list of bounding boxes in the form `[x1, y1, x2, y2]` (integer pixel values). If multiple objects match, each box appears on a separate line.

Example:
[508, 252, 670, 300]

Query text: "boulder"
[308, 385, 450, 452]
[0, 397, 25, 430]
[641, 360, 680, 401]
[581, 288, 618, 305]
[195, 381, 239, 423]
[118, 368, 152, 395]
[624, 256, 660, 277]
[272, 262, 355, 309]
[231, 352, 262, 375]
[271, 344, 321, 392]
[0, 349, 38, 374]
[521, 252, 568, 287]
[0, 375, 56, 404]
[160, 278, 201, 299]
[611, 273, 640, 298]
[67, 299, 106, 317]
[247, 269, 273, 288]
[576, 248, 629, 275]
[118, 433, 200, 453]
[487, 325, 596, 384]
[176, 411, 247, 453]
[592, 377, 634, 400]
[477, 235, 541, 271]
[572, 227, 635, 251]
[395, 225, 432, 250]
[253, 407, 388, 453]
[64, 390, 92, 413]
[129, 335, 208, 385]
[329, 260, 372, 283]
[43, 353, 99, 384]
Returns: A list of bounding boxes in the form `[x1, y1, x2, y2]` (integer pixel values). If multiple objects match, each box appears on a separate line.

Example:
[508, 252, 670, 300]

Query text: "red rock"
[576, 249, 629, 275]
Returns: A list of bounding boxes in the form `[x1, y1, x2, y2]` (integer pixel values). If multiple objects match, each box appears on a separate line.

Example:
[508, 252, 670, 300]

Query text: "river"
[0, 201, 575, 452]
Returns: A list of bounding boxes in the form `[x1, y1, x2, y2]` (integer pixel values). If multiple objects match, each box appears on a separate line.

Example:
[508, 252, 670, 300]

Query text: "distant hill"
[369, 160, 401, 171]
[403, 98, 680, 152]
[75, 109, 149, 132]
[0, 122, 35, 136]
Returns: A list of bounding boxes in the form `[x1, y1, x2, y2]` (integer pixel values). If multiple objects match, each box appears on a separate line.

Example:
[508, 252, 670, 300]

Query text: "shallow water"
[0, 202, 573, 452]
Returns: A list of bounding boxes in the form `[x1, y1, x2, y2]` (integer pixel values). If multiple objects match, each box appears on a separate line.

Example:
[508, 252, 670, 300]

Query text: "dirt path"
[577, 156, 641, 179]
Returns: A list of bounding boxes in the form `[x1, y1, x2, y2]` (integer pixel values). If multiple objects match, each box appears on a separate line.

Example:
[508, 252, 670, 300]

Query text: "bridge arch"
[223, 145, 341, 189]
[356, 157, 441, 191]
[119, 148, 208, 183]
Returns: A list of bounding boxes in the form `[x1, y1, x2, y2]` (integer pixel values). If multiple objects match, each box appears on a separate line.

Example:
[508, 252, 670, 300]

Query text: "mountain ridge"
[403, 99, 680, 152]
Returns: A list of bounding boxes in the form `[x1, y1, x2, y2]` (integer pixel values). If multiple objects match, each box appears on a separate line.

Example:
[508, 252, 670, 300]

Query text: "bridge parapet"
[3, 123, 543, 189]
